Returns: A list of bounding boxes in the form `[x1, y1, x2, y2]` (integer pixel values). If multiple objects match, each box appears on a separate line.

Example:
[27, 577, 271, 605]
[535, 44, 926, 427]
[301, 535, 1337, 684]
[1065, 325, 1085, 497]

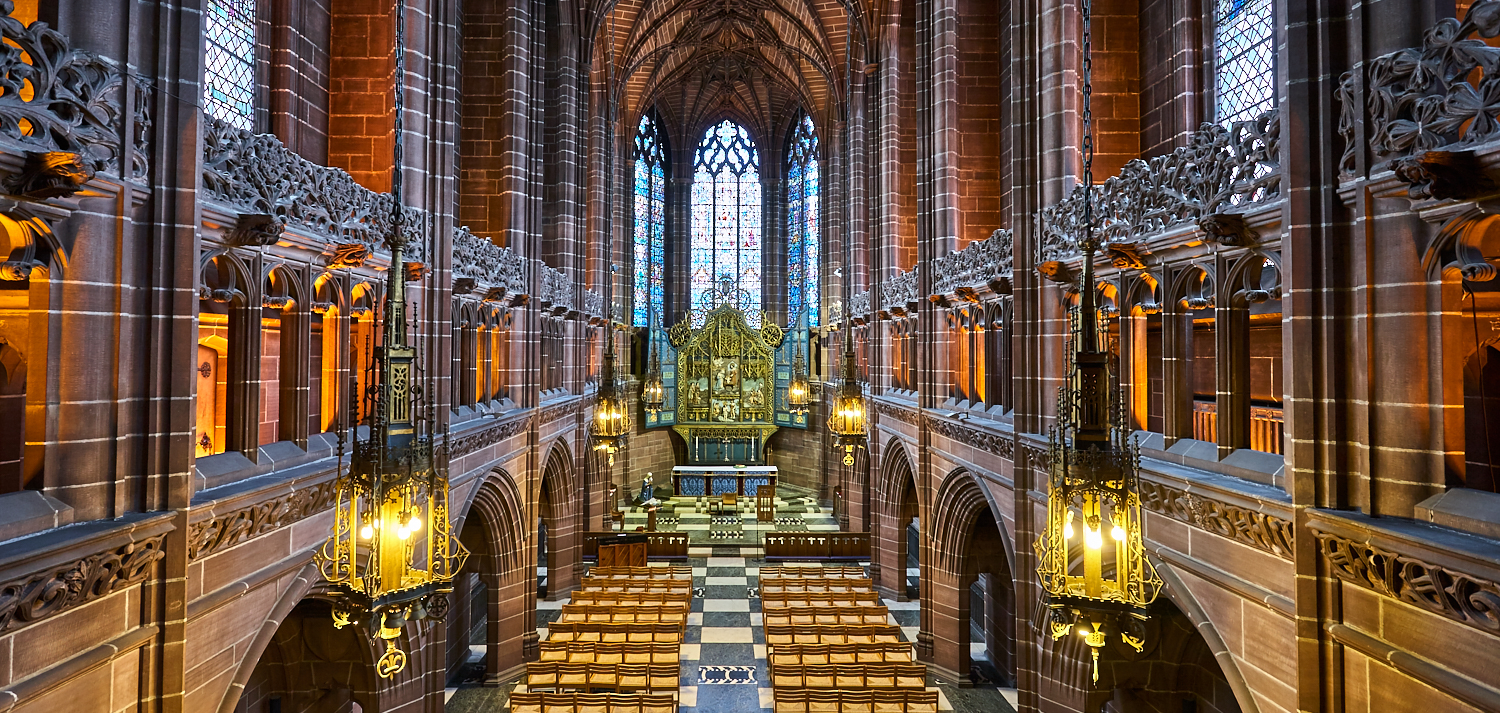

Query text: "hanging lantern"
[1034, 0, 1160, 685]
[642, 331, 665, 414]
[593, 344, 631, 464]
[826, 346, 866, 466]
[787, 340, 811, 415]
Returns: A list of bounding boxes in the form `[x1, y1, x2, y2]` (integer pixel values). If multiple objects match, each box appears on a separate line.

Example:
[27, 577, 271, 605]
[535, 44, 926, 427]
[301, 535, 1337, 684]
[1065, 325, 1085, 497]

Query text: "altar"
[672, 465, 777, 497]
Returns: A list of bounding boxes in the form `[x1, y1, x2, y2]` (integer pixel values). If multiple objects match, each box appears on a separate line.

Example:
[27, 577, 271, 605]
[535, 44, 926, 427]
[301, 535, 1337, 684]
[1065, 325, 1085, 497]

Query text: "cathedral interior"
[5, 0, 1500, 711]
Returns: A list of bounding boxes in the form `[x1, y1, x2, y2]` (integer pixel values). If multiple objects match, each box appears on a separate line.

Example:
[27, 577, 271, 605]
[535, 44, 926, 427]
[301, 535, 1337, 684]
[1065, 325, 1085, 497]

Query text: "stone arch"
[1144, 561, 1260, 713]
[450, 469, 536, 683]
[214, 562, 322, 713]
[539, 439, 580, 598]
[872, 436, 918, 598]
[924, 468, 1018, 683]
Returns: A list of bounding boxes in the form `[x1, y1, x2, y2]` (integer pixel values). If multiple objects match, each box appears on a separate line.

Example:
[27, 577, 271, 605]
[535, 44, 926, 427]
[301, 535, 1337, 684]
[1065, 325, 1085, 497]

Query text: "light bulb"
[398, 526, 412, 540]
[1063, 522, 1075, 540]
[1086, 529, 1103, 550]
[409, 515, 422, 532]
[360, 525, 374, 540]
[1111, 525, 1126, 541]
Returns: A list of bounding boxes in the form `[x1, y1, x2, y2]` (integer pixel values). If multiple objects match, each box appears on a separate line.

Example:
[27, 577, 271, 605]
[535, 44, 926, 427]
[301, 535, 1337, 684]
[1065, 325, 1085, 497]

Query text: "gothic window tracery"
[690, 120, 762, 325]
[786, 115, 820, 328]
[204, 0, 257, 130]
[1213, 0, 1276, 125]
[633, 112, 667, 327]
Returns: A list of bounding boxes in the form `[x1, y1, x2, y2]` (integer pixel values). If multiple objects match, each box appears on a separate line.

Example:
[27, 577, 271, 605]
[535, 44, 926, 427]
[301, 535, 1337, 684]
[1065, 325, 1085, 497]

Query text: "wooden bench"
[569, 590, 693, 607]
[508, 691, 678, 713]
[584, 532, 691, 561]
[759, 590, 883, 606]
[769, 662, 926, 689]
[581, 580, 692, 595]
[763, 624, 905, 648]
[760, 565, 867, 579]
[763, 533, 871, 561]
[558, 604, 688, 630]
[759, 577, 875, 594]
[587, 566, 692, 579]
[771, 688, 938, 713]
[538, 641, 681, 666]
[526, 661, 680, 694]
[545, 622, 683, 644]
[767, 642, 914, 670]
[761, 604, 890, 627]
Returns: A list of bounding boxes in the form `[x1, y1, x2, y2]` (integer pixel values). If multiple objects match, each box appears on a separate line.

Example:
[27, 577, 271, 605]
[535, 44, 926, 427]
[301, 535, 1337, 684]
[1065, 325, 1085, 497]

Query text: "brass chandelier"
[641, 292, 665, 414]
[787, 338, 810, 415]
[315, 0, 468, 679]
[1033, 0, 1161, 685]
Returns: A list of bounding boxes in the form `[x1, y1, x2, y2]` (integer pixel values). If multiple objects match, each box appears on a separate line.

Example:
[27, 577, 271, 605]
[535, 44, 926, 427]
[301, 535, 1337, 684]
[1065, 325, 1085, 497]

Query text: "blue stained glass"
[1214, 0, 1275, 125]
[204, 0, 256, 130]
[785, 115, 820, 327]
[690, 120, 763, 325]
[633, 113, 668, 326]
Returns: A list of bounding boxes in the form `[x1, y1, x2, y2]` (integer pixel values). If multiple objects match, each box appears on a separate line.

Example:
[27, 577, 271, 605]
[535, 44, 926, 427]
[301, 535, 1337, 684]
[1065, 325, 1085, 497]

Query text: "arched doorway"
[538, 442, 579, 599]
[873, 440, 918, 600]
[233, 598, 379, 713]
[448, 470, 535, 684]
[927, 469, 1016, 684]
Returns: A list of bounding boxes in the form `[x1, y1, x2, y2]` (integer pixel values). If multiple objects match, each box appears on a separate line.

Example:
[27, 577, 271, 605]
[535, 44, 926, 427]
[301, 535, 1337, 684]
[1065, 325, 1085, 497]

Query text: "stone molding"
[0, 10, 149, 180]
[1138, 479, 1295, 560]
[187, 478, 338, 561]
[925, 415, 1015, 460]
[443, 414, 535, 460]
[0, 532, 167, 634]
[872, 400, 918, 425]
[1040, 110, 1281, 262]
[1311, 526, 1500, 636]
[539, 401, 580, 426]
[452, 226, 527, 299]
[201, 116, 426, 263]
[1337, 1, 1500, 177]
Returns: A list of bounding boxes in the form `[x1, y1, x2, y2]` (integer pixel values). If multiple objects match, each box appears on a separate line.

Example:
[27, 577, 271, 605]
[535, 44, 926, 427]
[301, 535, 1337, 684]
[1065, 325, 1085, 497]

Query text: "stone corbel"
[325, 242, 370, 270]
[453, 277, 477, 295]
[1391, 150, 1497, 202]
[1104, 241, 1152, 269]
[1037, 260, 1076, 285]
[482, 286, 510, 302]
[0, 259, 39, 280]
[3, 151, 95, 200]
[403, 261, 426, 282]
[226, 213, 284, 247]
[1197, 212, 1258, 247]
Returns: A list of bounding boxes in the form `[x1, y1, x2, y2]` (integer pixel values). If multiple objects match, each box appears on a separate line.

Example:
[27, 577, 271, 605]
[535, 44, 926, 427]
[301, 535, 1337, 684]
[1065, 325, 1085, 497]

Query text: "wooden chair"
[710, 492, 739, 515]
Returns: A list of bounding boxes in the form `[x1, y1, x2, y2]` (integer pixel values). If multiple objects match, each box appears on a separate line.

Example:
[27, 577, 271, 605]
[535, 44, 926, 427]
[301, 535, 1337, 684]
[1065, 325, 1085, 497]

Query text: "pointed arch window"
[204, 0, 257, 130]
[1213, 0, 1276, 125]
[633, 112, 668, 327]
[786, 115, 821, 328]
[690, 120, 762, 325]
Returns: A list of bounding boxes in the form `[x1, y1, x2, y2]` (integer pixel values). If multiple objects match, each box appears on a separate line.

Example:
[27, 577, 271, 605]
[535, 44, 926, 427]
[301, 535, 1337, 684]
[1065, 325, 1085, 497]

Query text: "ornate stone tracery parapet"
[187, 478, 339, 561]
[931, 229, 1013, 296]
[1337, 1, 1500, 179]
[1310, 518, 1500, 636]
[442, 414, 534, 461]
[452, 225, 527, 299]
[0, 522, 169, 634]
[538, 263, 574, 313]
[539, 400, 580, 426]
[1137, 479, 1295, 560]
[201, 116, 426, 262]
[1040, 110, 1281, 262]
[0, 6, 150, 181]
[924, 414, 1015, 460]
[872, 399, 919, 426]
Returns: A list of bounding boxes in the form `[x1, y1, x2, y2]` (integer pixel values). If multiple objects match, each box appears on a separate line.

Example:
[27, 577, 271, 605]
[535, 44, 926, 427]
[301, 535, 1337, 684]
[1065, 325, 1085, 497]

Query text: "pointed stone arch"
[925, 468, 1018, 683]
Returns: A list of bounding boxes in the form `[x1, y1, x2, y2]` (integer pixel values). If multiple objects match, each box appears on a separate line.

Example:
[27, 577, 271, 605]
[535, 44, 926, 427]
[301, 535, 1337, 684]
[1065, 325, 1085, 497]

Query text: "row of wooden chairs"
[764, 624, 905, 647]
[762, 606, 889, 627]
[770, 663, 926, 690]
[768, 642, 913, 668]
[760, 565, 867, 579]
[546, 622, 683, 643]
[559, 605, 688, 630]
[760, 578, 874, 594]
[759, 591, 883, 606]
[570, 591, 692, 607]
[771, 688, 938, 713]
[586, 566, 692, 579]
[539, 641, 680, 665]
[581, 580, 692, 595]
[508, 691, 677, 713]
[527, 661, 680, 693]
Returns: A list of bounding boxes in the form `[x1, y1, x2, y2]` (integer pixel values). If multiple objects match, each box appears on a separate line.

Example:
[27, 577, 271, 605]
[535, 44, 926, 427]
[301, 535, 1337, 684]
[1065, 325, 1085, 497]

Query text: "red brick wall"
[327, 0, 394, 192]
[953, 0, 1004, 246]
[1139, 0, 1203, 157]
[1091, 0, 1142, 178]
[264, 0, 332, 162]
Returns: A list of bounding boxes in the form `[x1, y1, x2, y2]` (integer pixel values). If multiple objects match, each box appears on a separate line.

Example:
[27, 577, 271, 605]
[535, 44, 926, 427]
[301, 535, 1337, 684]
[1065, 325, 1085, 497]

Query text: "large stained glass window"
[785, 115, 820, 328]
[1213, 0, 1275, 125]
[690, 120, 762, 325]
[633, 113, 667, 327]
[204, 0, 256, 130]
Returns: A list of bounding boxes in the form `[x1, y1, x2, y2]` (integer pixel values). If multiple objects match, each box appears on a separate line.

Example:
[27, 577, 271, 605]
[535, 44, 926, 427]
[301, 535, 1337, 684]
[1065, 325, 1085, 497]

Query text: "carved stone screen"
[1213, 0, 1275, 125]
[786, 114, 821, 328]
[203, 0, 256, 131]
[668, 305, 783, 463]
[690, 120, 762, 326]
[633, 112, 667, 327]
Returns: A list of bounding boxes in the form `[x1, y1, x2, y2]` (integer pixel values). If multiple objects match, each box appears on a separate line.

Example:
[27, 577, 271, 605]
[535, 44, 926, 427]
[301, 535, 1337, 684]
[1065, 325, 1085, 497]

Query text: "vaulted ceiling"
[594, 0, 872, 146]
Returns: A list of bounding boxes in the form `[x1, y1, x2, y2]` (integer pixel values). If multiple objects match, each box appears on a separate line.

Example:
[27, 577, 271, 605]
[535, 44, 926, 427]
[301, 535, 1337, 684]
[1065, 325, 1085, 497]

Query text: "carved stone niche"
[326, 242, 370, 270]
[3, 151, 95, 200]
[452, 277, 477, 295]
[1197, 212, 1257, 247]
[226, 213, 284, 247]
[1391, 150, 1497, 202]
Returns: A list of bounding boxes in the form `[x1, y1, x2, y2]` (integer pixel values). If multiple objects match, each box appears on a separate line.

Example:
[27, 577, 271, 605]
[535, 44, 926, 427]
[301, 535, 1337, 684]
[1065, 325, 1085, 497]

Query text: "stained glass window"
[785, 115, 820, 328]
[204, 0, 256, 130]
[633, 113, 667, 327]
[690, 120, 762, 326]
[1213, 0, 1275, 125]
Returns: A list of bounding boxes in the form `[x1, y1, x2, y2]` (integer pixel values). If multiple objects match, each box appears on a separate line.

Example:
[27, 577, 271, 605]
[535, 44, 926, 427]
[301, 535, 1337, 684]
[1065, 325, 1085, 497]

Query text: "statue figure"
[637, 472, 659, 507]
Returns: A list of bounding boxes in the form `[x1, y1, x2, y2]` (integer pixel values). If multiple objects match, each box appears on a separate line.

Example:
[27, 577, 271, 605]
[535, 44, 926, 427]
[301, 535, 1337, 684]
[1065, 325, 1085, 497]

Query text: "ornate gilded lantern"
[641, 305, 665, 414]
[315, 0, 468, 679]
[593, 268, 630, 463]
[1033, 0, 1161, 684]
[787, 340, 810, 415]
[827, 339, 866, 465]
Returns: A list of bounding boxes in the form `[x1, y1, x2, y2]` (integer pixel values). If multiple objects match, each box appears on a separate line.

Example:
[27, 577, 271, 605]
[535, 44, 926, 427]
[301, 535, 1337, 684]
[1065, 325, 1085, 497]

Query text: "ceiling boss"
[315, 0, 468, 679]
